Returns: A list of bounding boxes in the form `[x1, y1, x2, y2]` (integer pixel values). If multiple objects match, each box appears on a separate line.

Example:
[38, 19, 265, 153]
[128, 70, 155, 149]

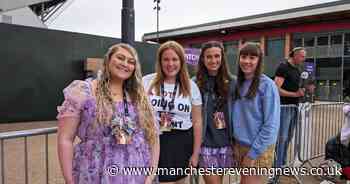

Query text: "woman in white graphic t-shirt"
[143, 41, 203, 184]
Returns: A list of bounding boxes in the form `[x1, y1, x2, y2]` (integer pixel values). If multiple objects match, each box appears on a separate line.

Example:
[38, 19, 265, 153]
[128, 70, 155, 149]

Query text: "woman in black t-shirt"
[194, 41, 236, 184]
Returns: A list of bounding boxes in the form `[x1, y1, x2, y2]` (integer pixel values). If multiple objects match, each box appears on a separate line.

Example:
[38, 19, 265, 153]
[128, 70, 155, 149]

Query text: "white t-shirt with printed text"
[143, 73, 202, 130]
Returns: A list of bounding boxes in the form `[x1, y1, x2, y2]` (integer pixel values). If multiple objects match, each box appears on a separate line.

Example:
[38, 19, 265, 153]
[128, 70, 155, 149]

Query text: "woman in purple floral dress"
[57, 43, 159, 184]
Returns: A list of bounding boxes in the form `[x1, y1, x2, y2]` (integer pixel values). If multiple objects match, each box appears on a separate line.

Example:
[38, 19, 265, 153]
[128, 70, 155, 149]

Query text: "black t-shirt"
[275, 61, 301, 105]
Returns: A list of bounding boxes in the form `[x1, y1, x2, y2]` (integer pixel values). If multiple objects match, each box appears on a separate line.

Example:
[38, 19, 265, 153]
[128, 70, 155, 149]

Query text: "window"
[345, 33, 350, 55]
[331, 35, 342, 45]
[345, 33, 350, 44]
[304, 37, 315, 47]
[293, 38, 303, 47]
[245, 39, 260, 45]
[189, 43, 201, 49]
[317, 36, 328, 46]
[264, 38, 285, 77]
[345, 44, 350, 56]
[2, 15, 12, 24]
[224, 41, 238, 48]
[345, 57, 350, 67]
[266, 39, 284, 57]
[224, 41, 239, 75]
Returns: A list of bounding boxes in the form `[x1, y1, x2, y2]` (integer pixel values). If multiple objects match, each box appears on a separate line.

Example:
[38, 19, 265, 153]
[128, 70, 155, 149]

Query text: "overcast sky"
[49, 0, 337, 41]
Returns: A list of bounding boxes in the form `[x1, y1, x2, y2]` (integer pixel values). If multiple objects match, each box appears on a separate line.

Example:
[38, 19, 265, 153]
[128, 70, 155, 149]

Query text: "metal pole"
[341, 33, 345, 102]
[157, 1, 160, 43]
[1, 139, 4, 184]
[154, 0, 161, 43]
[41, 3, 45, 21]
[45, 134, 49, 184]
[24, 137, 28, 184]
[121, 0, 135, 45]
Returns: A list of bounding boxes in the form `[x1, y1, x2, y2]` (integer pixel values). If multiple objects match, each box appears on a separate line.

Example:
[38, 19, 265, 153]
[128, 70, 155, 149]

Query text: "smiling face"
[108, 47, 136, 81]
[160, 48, 181, 80]
[239, 54, 259, 79]
[203, 47, 222, 76]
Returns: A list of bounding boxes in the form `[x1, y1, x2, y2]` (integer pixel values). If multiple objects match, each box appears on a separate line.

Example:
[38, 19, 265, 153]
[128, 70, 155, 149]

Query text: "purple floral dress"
[57, 80, 155, 184]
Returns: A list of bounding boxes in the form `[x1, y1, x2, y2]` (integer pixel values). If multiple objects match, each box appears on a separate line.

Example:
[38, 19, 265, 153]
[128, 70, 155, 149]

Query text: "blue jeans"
[274, 106, 298, 168]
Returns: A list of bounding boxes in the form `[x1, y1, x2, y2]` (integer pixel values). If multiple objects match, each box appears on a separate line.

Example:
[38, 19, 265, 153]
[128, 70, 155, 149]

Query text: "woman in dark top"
[194, 41, 236, 184]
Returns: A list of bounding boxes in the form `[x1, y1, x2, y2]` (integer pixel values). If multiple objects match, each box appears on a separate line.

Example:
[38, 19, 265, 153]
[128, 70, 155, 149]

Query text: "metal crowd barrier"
[0, 127, 57, 184]
[276, 102, 347, 184]
[275, 102, 347, 184]
[296, 102, 346, 168]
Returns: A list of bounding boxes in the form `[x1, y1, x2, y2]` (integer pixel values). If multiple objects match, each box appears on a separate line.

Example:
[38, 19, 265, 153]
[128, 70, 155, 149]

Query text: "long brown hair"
[235, 42, 263, 99]
[149, 41, 191, 97]
[95, 43, 157, 146]
[196, 41, 232, 99]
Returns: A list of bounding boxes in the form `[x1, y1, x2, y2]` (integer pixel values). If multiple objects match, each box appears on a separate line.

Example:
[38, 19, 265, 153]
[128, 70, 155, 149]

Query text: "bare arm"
[57, 117, 79, 184]
[189, 104, 202, 167]
[274, 76, 303, 97]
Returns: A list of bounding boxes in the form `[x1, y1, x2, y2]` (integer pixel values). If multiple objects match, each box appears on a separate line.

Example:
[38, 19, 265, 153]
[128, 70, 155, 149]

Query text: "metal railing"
[297, 102, 345, 164]
[0, 127, 57, 184]
[290, 102, 347, 184]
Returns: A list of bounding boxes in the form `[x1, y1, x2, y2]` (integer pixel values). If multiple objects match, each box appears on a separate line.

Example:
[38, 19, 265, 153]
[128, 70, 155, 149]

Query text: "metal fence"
[0, 127, 57, 184]
[297, 102, 346, 164]
[273, 102, 347, 184]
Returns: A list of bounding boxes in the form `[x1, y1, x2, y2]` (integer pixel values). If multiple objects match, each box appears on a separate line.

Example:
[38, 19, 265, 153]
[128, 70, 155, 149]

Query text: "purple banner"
[305, 62, 314, 72]
[185, 48, 201, 66]
[304, 62, 315, 78]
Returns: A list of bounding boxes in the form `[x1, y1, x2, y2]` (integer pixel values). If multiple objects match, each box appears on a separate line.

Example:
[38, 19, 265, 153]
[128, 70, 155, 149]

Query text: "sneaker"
[267, 176, 278, 184]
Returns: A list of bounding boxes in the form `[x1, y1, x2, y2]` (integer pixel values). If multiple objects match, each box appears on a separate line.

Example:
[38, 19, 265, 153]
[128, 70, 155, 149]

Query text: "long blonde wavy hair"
[95, 43, 157, 146]
[149, 41, 191, 97]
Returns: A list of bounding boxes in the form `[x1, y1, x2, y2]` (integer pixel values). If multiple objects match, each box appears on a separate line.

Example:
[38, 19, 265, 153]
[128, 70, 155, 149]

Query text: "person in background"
[325, 105, 350, 180]
[57, 43, 159, 184]
[305, 78, 316, 102]
[143, 41, 202, 184]
[273, 47, 306, 171]
[193, 41, 236, 184]
[232, 42, 280, 184]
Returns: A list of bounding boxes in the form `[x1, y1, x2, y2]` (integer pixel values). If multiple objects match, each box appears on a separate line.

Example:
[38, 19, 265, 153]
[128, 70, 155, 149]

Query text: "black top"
[275, 61, 301, 105]
[203, 76, 230, 147]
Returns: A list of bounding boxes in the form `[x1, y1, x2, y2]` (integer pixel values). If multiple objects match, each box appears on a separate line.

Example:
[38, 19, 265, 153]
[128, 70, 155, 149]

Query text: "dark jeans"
[274, 106, 298, 168]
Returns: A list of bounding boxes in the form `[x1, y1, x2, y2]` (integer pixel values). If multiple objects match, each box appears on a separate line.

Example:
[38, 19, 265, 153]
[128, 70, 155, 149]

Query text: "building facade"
[143, 0, 350, 101]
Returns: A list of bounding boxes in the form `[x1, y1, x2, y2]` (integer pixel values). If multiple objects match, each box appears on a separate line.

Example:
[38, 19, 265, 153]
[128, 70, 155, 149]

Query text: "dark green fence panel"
[0, 23, 158, 123]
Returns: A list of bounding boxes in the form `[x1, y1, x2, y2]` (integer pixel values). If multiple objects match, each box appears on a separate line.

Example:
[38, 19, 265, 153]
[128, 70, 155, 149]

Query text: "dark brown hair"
[196, 41, 231, 99]
[235, 42, 263, 99]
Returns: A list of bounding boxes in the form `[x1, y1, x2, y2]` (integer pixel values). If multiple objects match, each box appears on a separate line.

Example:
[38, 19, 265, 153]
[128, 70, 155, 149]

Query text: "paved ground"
[0, 121, 348, 184]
